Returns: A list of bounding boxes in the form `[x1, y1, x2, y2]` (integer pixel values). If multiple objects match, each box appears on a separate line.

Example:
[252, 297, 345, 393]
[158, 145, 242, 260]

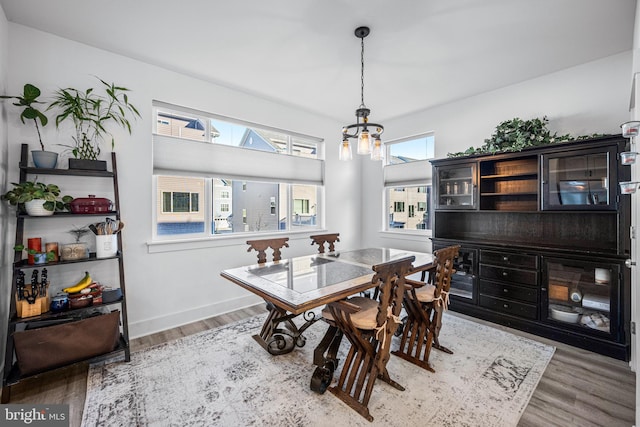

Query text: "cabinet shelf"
[440, 177, 472, 182]
[18, 211, 118, 218]
[481, 192, 537, 196]
[10, 298, 125, 326]
[481, 173, 537, 179]
[19, 164, 114, 178]
[13, 252, 121, 269]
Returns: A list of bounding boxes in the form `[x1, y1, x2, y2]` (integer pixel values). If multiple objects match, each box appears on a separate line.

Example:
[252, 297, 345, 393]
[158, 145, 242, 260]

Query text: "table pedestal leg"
[310, 324, 343, 394]
[253, 301, 319, 355]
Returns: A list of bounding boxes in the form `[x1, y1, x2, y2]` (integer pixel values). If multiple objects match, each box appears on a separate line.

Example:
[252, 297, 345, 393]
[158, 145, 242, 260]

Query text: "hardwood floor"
[5, 305, 635, 426]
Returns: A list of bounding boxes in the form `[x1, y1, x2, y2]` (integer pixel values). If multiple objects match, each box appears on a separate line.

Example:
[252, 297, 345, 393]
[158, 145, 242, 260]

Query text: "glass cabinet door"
[542, 146, 617, 210]
[435, 164, 476, 209]
[449, 247, 477, 303]
[543, 258, 619, 337]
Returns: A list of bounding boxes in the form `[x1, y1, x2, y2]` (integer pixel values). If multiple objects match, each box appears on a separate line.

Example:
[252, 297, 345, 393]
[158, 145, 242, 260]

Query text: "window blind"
[153, 135, 324, 185]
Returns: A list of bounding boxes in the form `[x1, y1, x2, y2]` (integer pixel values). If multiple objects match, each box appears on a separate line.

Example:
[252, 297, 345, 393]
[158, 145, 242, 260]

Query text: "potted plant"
[0, 83, 58, 168]
[13, 245, 56, 265]
[48, 77, 140, 170]
[1, 180, 73, 216]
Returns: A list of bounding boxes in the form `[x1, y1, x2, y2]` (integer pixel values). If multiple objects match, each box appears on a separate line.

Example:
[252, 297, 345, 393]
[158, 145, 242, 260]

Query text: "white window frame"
[381, 132, 434, 236]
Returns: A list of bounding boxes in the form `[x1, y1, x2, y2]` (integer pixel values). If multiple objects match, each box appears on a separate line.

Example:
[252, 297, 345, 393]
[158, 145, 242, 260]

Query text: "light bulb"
[339, 139, 352, 161]
[357, 129, 371, 155]
[371, 137, 383, 161]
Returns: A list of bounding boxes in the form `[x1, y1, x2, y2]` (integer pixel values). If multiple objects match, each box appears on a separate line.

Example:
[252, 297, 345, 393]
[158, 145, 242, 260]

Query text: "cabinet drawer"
[479, 295, 538, 320]
[479, 264, 538, 286]
[480, 250, 538, 269]
[479, 280, 538, 303]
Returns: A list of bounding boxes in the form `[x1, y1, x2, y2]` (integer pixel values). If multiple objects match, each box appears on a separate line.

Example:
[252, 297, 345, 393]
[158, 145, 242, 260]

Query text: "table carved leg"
[310, 324, 343, 394]
[254, 301, 318, 355]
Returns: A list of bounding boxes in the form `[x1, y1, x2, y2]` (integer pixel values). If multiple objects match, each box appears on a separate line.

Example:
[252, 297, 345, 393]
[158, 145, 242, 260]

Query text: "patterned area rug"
[82, 313, 554, 426]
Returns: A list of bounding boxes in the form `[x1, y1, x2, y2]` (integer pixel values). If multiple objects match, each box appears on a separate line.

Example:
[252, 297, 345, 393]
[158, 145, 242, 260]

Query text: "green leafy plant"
[13, 245, 56, 261]
[447, 116, 605, 158]
[1, 180, 73, 212]
[48, 77, 141, 160]
[0, 83, 49, 151]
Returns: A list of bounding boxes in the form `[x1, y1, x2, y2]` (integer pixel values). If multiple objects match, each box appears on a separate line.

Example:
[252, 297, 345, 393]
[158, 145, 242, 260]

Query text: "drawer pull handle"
[502, 271, 508, 277]
[502, 256, 509, 262]
[503, 288, 508, 293]
[503, 304, 509, 308]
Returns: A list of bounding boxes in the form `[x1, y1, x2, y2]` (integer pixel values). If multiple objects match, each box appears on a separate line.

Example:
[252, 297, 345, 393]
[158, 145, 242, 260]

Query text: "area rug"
[82, 313, 555, 426]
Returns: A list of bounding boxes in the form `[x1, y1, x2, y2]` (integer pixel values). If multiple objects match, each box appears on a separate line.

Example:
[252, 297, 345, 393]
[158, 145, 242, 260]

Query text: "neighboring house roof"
[239, 128, 279, 152]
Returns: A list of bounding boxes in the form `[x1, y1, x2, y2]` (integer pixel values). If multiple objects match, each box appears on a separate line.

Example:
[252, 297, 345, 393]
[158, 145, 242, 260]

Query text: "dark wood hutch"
[431, 135, 631, 360]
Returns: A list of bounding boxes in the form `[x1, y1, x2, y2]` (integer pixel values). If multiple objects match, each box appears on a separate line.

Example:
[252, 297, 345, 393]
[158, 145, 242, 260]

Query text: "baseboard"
[128, 294, 262, 339]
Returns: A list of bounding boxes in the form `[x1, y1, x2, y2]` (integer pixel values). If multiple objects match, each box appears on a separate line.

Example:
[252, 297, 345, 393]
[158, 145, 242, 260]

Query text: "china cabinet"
[1, 144, 130, 402]
[431, 136, 631, 360]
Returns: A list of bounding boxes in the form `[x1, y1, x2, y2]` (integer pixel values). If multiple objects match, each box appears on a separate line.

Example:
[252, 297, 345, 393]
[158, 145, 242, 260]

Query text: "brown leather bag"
[14, 310, 121, 376]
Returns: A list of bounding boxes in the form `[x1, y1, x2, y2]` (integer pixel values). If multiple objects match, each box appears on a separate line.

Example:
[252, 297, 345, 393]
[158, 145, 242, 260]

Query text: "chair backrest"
[246, 237, 290, 264]
[371, 255, 415, 367]
[372, 255, 415, 322]
[432, 245, 460, 296]
[310, 233, 340, 254]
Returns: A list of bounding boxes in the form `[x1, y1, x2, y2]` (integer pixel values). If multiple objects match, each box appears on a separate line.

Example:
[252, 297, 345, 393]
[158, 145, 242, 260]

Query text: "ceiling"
[0, 0, 636, 122]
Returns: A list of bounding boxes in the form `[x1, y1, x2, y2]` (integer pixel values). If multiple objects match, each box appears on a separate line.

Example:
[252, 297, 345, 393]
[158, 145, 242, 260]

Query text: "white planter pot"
[24, 199, 54, 216]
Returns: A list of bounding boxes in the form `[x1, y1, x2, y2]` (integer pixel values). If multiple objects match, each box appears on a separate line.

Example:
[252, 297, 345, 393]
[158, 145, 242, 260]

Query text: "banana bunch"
[63, 271, 92, 294]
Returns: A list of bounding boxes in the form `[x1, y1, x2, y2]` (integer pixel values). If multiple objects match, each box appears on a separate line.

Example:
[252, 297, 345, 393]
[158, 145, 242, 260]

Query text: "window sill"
[147, 229, 327, 253]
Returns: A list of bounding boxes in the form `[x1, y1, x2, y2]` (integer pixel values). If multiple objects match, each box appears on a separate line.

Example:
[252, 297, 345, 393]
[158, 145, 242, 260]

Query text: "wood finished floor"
[5, 305, 635, 427]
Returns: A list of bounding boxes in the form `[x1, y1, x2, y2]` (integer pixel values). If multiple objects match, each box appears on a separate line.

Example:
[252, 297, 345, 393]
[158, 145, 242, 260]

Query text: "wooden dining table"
[220, 247, 434, 354]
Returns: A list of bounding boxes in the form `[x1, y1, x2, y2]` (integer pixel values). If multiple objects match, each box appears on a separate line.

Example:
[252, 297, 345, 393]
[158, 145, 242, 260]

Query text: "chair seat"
[414, 284, 436, 303]
[322, 296, 379, 330]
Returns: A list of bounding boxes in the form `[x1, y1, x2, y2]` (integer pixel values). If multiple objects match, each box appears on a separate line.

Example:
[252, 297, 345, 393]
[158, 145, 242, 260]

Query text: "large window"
[383, 132, 434, 233]
[152, 102, 323, 239]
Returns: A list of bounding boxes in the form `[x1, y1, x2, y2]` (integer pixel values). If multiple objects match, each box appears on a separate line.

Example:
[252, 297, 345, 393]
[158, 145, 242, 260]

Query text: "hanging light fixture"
[339, 26, 384, 161]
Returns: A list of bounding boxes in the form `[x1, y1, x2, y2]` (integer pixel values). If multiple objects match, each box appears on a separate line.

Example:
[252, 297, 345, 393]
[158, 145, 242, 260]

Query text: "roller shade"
[153, 135, 324, 185]
[383, 159, 432, 186]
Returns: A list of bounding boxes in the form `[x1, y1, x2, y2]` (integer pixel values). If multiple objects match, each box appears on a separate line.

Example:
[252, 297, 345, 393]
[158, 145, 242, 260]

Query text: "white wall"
[361, 51, 633, 252]
[3, 23, 362, 338]
[0, 4, 10, 373]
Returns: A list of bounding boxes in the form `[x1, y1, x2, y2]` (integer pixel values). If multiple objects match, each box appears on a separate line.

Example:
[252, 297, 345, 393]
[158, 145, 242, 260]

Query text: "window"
[383, 132, 434, 233]
[386, 185, 431, 231]
[386, 134, 435, 165]
[157, 176, 205, 235]
[153, 104, 319, 159]
[152, 102, 324, 239]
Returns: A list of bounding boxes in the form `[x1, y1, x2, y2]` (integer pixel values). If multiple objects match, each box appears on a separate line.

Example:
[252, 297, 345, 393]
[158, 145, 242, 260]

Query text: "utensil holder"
[96, 234, 118, 258]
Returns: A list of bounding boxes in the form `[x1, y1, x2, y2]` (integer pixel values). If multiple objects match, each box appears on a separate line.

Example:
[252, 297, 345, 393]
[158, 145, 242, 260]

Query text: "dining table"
[221, 247, 434, 350]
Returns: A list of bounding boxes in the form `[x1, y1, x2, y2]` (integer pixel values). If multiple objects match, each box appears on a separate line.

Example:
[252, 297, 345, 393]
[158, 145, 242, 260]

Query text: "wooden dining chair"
[309, 233, 340, 254]
[246, 237, 289, 264]
[321, 256, 415, 422]
[392, 245, 459, 372]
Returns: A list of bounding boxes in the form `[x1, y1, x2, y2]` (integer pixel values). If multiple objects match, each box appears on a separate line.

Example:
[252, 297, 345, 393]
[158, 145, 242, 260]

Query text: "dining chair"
[246, 237, 290, 264]
[320, 256, 415, 422]
[392, 245, 459, 372]
[309, 233, 340, 253]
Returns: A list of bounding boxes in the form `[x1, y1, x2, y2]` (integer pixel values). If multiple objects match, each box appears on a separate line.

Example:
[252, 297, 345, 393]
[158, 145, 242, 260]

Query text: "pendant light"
[339, 26, 385, 161]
